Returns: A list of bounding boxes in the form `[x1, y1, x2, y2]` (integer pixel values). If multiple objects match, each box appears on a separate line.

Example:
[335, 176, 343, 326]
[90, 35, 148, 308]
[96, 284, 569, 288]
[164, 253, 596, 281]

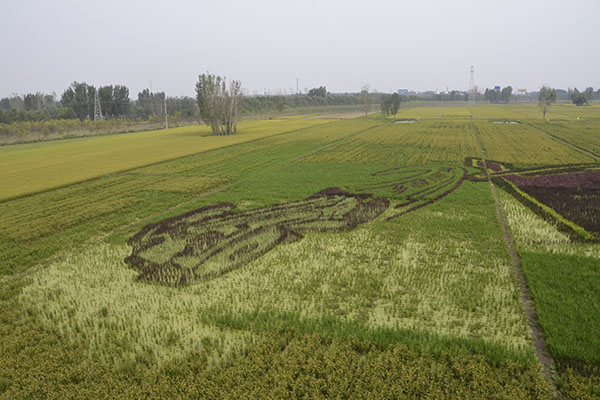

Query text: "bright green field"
[1, 104, 599, 399]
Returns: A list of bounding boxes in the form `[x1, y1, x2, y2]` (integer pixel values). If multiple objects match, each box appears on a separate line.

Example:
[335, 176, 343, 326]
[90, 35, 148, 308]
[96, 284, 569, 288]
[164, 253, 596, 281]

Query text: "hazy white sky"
[1, 0, 599, 98]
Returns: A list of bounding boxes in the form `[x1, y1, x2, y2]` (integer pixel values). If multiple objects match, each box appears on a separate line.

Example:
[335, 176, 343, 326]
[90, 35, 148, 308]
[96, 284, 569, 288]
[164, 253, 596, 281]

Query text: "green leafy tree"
[23, 93, 44, 111]
[380, 95, 391, 116]
[275, 96, 285, 113]
[0, 97, 10, 110]
[99, 85, 130, 118]
[98, 86, 114, 117]
[61, 82, 95, 120]
[137, 89, 153, 120]
[571, 89, 588, 106]
[308, 86, 327, 97]
[196, 72, 242, 135]
[361, 85, 372, 117]
[500, 86, 513, 103]
[390, 93, 400, 116]
[112, 85, 130, 117]
[538, 86, 556, 120]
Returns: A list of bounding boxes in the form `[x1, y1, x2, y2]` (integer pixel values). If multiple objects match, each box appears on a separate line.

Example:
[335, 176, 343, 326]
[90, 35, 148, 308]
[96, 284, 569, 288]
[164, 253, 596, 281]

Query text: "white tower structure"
[93, 89, 103, 120]
[469, 66, 476, 106]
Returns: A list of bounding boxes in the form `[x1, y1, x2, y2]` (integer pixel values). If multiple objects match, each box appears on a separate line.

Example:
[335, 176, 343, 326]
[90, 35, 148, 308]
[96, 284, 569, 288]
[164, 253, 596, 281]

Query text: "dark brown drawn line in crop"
[126, 188, 390, 286]
[386, 168, 467, 220]
[0, 183, 236, 286]
[472, 123, 561, 397]
[0, 121, 336, 205]
[524, 122, 600, 162]
[118, 124, 384, 238]
[390, 169, 464, 209]
[126, 166, 466, 287]
[371, 166, 424, 176]
[1, 122, 375, 283]
[356, 169, 432, 193]
[375, 167, 461, 204]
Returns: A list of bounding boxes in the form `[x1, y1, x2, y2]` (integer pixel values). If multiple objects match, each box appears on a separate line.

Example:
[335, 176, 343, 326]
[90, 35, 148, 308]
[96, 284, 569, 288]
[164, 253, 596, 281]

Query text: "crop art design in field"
[126, 166, 466, 286]
[468, 157, 600, 241]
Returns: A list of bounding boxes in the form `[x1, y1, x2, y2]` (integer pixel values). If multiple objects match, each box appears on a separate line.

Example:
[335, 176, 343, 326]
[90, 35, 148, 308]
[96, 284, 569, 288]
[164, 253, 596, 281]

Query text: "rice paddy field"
[1, 103, 599, 399]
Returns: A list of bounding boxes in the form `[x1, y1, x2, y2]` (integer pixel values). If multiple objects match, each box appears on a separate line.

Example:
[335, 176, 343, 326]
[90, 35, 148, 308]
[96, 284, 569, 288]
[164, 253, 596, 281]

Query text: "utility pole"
[469, 66, 476, 106]
[163, 93, 168, 129]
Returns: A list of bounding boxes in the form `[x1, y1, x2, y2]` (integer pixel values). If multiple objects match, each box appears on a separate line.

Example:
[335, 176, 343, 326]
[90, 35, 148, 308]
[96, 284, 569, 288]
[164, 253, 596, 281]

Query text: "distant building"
[398, 89, 409, 95]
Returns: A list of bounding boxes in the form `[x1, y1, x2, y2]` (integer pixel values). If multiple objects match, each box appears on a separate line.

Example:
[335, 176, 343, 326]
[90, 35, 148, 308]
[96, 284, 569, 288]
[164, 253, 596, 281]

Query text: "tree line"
[3, 80, 599, 126]
[0, 82, 199, 124]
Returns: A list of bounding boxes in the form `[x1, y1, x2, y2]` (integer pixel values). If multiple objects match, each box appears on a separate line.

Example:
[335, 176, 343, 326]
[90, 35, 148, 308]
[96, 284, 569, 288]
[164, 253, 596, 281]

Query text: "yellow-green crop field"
[1, 104, 599, 399]
[0, 117, 331, 201]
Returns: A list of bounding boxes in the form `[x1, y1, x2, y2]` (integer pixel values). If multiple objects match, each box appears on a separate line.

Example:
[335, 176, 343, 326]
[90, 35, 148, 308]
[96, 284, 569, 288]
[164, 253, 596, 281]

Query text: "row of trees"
[59, 82, 133, 120]
[242, 91, 388, 114]
[484, 86, 513, 104]
[3, 81, 599, 125]
[0, 86, 198, 124]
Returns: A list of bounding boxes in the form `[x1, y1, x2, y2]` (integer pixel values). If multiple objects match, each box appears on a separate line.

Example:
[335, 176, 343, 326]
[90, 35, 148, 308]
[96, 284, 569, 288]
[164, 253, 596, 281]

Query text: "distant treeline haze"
[1, 82, 599, 125]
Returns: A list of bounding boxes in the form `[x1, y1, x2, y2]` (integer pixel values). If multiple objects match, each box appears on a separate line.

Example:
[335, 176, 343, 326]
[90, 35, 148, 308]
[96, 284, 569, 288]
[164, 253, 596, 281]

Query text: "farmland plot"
[0, 119, 377, 277]
[527, 119, 600, 158]
[499, 189, 600, 399]
[302, 121, 479, 165]
[0, 117, 332, 201]
[472, 152, 600, 398]
[18, 165, 534, 372]
[474, 122, 595, 166]
[4, 107, 600, 398]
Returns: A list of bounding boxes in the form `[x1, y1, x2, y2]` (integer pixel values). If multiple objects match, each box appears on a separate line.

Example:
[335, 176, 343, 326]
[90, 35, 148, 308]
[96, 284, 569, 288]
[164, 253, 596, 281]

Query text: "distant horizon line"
[4, 85, 596, 101]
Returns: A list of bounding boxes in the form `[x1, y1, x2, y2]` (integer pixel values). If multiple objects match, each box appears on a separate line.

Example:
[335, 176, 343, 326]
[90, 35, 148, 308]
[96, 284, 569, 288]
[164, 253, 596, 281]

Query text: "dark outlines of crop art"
[126, 165, 467, 286]
[354, 165, 467, 221]
[468, 157, 600, 241]
[126, 189, 389, 286]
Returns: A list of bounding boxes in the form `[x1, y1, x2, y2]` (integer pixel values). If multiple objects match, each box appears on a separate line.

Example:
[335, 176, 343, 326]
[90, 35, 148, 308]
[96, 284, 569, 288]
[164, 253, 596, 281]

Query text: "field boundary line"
[0, 121, 335, 205]
[525, 122, 600, 162]
[472, 123, 561, 397]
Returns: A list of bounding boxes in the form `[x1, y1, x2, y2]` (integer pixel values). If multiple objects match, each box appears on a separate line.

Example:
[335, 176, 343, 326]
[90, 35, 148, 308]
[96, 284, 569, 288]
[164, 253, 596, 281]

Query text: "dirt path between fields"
[472, 124, 561, 397]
